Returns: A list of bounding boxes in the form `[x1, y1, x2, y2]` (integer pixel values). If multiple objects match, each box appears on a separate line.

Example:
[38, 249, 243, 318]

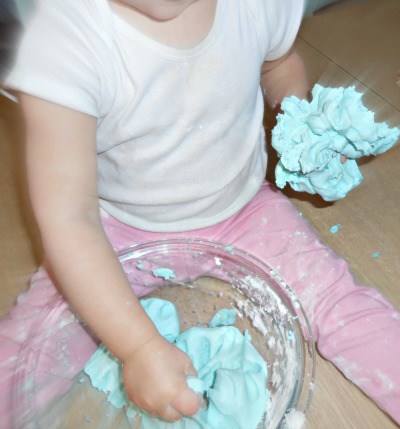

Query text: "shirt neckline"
[109, 0, 223, 61]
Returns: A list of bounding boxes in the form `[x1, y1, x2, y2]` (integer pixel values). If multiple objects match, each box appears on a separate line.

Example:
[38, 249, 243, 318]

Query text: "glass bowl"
[12, 238, 315, 429]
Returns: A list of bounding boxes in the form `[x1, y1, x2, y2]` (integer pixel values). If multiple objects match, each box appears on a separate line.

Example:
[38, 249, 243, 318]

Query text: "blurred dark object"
[0, 1, 22, 81]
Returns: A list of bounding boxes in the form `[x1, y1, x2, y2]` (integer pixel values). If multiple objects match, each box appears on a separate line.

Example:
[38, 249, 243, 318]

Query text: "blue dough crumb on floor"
[84, 298, 269, 429]
[330, 224, 341, 234]
[272, 84, 400, 201]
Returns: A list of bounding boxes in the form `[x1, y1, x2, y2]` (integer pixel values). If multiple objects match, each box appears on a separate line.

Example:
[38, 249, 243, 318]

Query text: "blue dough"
[208, 308, 237, 328]
[152, 268, 176, 280]
[84, 299, 269, 429]
[272, 84, 400, 201]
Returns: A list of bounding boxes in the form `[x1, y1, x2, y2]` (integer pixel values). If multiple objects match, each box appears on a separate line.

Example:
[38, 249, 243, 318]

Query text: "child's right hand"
[122, 333, 202, 422]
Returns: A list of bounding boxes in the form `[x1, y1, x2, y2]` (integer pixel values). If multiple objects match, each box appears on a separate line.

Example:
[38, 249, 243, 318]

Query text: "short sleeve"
[4, 0, 108, 117]
[260, 0, 305, 62]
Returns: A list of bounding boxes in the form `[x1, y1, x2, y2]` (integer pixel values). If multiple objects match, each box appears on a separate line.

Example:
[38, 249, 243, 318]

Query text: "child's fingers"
[183, 362, 197, 378]
[157, 404, 182, 422]
[172, 386, 202, 417]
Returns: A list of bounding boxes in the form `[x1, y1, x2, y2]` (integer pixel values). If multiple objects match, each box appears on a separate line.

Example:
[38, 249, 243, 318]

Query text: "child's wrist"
[117, 329, 161, 363]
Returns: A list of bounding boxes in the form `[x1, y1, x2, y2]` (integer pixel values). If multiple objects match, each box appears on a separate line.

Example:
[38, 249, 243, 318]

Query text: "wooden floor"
[0, 0, 399, 427]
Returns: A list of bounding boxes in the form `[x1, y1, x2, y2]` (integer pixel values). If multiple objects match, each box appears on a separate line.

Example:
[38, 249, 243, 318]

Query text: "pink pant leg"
[203, 182, 400, 423]
[99, 184, 400, 422]
[0, 207, 170, 429]
[0, 216, 158, 429]
[0, 269, 56, 428]
[4, 183, 397, 427]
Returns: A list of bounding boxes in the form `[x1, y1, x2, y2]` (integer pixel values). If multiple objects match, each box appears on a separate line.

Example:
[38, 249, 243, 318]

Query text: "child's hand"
[122, 334, 201, 421]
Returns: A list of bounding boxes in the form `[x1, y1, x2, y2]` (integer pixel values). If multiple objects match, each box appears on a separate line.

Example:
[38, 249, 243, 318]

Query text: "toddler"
[1, 0, 399, 426]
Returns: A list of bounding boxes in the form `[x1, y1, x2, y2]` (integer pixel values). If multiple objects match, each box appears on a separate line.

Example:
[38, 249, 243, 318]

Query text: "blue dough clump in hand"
[272, 84, 400, 201]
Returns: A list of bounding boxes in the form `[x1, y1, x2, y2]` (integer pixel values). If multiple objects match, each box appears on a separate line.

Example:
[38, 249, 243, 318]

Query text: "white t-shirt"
[6, 0, 304, 232]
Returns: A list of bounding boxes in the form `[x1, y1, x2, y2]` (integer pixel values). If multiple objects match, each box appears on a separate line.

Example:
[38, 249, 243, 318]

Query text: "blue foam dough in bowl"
[84, 298, 269, 429]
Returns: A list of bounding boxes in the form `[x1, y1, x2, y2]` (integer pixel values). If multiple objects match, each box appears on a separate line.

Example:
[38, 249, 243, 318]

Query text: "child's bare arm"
[260, 48, 310, 109]
[20, 93, 155, 359]
[19, 94, 200, 421]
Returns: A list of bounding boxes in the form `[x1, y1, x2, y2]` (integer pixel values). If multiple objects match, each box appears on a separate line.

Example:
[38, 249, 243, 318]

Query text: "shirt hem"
[98, 178, 264, 233]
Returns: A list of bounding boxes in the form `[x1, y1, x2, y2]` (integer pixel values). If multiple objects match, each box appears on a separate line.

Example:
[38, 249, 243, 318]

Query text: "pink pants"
[1, 182, 399, 426]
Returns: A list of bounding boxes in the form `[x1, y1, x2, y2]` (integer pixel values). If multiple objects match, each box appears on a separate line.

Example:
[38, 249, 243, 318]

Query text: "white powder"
[376, 371, 395, 395]
[284, 409, 306, 429]
[235, 299, 268, 335]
